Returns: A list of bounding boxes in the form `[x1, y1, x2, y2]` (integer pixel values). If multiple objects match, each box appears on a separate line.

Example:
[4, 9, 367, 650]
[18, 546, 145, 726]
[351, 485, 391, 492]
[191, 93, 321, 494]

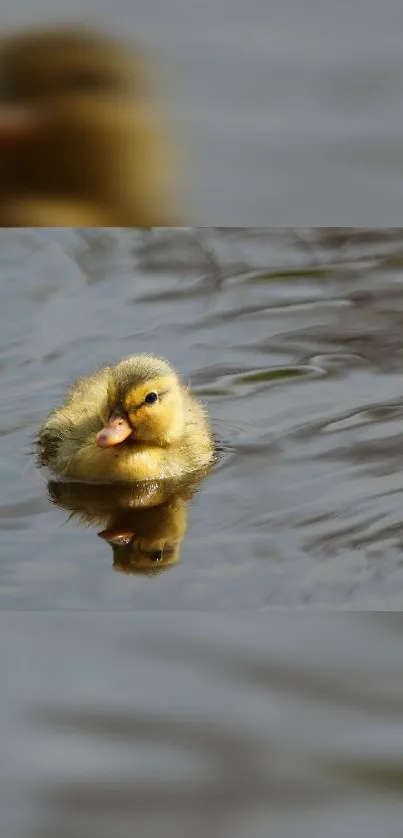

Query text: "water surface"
[2, 227, 403, 609]
[3, 613, 403, 838]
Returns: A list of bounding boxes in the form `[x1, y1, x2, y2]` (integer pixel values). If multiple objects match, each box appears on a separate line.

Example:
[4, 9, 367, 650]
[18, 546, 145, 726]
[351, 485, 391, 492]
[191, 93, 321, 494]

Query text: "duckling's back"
[178, 389, 215, 472]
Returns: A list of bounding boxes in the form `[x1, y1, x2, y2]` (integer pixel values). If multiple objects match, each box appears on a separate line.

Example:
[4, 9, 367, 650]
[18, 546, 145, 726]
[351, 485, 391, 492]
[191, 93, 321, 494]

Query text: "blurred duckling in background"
[0, 25, 180, 225]
[38, 355, 215, 482]
[48, 476, 204, 575]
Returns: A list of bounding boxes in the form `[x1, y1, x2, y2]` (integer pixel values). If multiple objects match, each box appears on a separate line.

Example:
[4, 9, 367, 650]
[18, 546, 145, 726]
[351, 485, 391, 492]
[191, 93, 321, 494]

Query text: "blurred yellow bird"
[0, 26, 181, 226]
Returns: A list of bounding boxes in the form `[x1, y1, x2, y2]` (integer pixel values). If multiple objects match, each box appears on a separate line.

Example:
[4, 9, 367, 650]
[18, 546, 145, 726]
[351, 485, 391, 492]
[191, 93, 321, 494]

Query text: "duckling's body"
[0, 26, 180, 226]
[37, 355, 214, 483]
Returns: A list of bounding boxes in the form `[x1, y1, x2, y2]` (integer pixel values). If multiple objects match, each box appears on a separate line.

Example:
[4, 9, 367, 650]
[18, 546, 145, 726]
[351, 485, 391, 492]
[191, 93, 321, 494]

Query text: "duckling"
[37, 355, 215, 482]
[0, 26, 181, 226]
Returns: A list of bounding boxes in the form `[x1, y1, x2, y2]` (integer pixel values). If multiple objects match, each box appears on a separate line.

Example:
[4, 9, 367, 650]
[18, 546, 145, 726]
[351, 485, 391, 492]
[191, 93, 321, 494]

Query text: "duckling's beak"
[96, 413, 133, 447]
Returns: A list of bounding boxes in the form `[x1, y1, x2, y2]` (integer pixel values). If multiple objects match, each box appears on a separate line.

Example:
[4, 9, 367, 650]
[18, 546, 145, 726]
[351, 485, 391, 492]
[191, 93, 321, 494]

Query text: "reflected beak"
[96, 413, 133, 447]
[98, 528, 134, 545]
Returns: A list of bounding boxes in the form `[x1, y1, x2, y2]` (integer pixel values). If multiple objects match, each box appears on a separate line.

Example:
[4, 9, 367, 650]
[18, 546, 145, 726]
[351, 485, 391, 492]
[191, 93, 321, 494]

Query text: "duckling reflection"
[99, 500, 186, 576]
[0, 25, 180, 226]
[47, 472, 208, 576]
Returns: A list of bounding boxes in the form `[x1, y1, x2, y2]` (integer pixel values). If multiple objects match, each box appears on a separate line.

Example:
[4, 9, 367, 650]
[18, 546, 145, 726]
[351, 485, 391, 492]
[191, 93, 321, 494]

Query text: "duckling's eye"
[144, 391, 158, 405]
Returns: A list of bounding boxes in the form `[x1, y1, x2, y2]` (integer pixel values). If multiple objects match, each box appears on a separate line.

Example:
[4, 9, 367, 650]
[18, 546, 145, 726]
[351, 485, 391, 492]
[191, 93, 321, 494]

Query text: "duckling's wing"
[36, 425, 65, 467]
[37, 366, 112, 469]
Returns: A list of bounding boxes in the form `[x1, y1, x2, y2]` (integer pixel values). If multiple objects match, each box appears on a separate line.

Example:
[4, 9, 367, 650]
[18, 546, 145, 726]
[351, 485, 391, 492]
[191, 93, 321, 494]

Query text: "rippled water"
[3, 227, 403, 609]
[4, 229, 403, 837]
[4, 613, 403, 838]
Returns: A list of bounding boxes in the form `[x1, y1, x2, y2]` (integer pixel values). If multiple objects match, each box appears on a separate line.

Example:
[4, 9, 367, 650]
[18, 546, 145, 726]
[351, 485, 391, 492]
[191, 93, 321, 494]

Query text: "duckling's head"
[0, 26, 143, 103]
[97, 355, 186, 449]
